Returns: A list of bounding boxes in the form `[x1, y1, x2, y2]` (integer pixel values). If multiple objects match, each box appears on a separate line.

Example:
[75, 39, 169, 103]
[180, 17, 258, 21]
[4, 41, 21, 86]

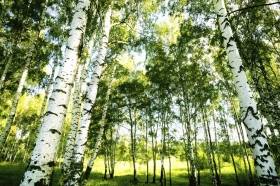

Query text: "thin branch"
[228, 2, 280, 15]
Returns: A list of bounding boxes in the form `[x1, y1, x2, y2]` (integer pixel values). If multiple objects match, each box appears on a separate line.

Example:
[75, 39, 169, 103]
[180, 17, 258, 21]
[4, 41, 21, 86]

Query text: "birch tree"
[67, 4, 112, 185]
[81, 63, 116, 185]
[213, 0, 279, 185]
[20, 0, 91, 185]
[59, 34, 95, 184]
[0, 0, 49, 149]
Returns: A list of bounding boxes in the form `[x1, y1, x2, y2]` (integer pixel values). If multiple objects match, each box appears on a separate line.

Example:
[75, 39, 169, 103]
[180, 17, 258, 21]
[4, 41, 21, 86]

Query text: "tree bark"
[81, 63, 116, 185]
[202, 110, 217, 186]
[20, 0, 90, 185]
[213, 0, 279, 185]
[67, 5, 112, 185]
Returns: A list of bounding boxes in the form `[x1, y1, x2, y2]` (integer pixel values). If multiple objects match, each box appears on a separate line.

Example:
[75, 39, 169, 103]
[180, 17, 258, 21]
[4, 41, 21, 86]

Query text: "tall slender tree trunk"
[0, 40, 18, 90]
[151, 122, 158, 183]
[213, 108, 221, 183]
[0, 0, 49, 149]
[81, 64, 116, 185]
[58, 63, 83, 185]
[20, 0, 90, 185]
[160, 118, 166, 186]
[235, 112, 255, 186]
[202, 110, 216, 186]
[194, 117, 200, 186]
[128, 105, 138, 183]
[60, 33, 96, 185]
[213, 0, 279, 185]
[37, 56, 58, 135]
[67, 5, 112, 186]
[103, 135, 108, 181]
[109, 123, 118, 179]
[145, 111, 149, 183]
[221, 112, 240, 186]
[206, 115, 220, 186]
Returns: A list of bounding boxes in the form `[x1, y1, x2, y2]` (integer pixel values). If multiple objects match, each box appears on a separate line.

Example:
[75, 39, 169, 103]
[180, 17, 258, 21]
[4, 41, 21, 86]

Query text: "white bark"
[202, 111, 216, 186]
[37, 59, 58, 135]
[60, 63, 83, 176]
[20, 0, 90, 185]
[213, 0, 279, 185]
[82, 64, 116, 185]
[67, 5, 112, 185]
[0, 50, 14, 90]
[0, 0, 49, 149]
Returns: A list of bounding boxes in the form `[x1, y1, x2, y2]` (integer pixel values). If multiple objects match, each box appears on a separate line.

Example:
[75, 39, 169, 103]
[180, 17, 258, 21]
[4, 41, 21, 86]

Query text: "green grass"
[0, 158, 251, 186]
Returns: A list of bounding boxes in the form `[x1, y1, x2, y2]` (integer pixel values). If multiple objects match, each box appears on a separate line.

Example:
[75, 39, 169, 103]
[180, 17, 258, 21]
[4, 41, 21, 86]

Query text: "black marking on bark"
[34, 178, 46, 186]
[254, 159, 265, 169]
[66, 45, 74, 51]
[58, 104, 67, 109]
[252, 125, 265, 139]
[238, 65, 244, 73]
[56, 76, 63, 80]
[76, 26, 83, 31]
[77, 33, 84, 59]
[222, 18, 230, 30]
[260, 143, 270, 152]
[249, 139, 263, 149]
[221, 35, 227, 43]
[67, 82, 74, 87]
[228, 64, 234, 69]
[226, 36, 234, 48]
[242, 106, 259, 122]
[226, 41, 233, 48]
[49, 129, 61, 135]
[259, 175, 279, 185]
[49, 98, 55, 101]
[47, 161, 55, 167]
[53, 89, 66, 94]
[45, 111, 58, 116]
[256, 155, 269, 163]
[242, 122, 252, 132]
[28, 165, 42, 171]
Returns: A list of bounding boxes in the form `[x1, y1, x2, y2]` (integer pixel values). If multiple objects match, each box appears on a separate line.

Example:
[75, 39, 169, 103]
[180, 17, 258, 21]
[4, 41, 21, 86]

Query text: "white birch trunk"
[202, 110, 216, 186]
[37, 59, 58, 135]
[20, 0, 90, 185]
[0, 0, 49, 149]
[60, 36, 96, 180]
[0, 49, 14, 90]
[82, 64, 116, 185]
[213, 0, 279, 185]
[60, 63, 83, 178]
[67, 5, 112, 185]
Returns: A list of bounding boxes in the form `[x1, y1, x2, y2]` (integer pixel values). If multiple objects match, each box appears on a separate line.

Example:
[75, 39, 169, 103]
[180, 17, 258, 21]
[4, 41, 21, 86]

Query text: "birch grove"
[0, 0, 280, 185]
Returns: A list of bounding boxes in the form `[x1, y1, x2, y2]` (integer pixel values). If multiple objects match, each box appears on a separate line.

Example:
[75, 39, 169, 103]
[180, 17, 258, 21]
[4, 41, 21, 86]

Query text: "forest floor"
[0, 158, 251, 186]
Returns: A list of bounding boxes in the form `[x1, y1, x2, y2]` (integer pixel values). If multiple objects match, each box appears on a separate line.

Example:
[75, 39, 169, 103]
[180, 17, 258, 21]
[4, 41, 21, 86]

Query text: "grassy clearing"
[0, 158, 251, 186]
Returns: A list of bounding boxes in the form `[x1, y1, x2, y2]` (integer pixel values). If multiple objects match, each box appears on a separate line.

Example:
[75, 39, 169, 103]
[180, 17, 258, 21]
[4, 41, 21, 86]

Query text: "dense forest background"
[0, 0, 280, 185]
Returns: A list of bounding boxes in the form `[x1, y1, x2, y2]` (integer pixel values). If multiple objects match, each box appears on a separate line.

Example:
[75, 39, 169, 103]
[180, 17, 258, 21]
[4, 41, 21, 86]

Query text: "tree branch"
[228, 2, 280, 15]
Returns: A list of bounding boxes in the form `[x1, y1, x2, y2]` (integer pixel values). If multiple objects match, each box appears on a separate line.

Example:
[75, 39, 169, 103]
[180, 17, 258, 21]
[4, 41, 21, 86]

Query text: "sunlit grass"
[0, 157, 253, 186]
